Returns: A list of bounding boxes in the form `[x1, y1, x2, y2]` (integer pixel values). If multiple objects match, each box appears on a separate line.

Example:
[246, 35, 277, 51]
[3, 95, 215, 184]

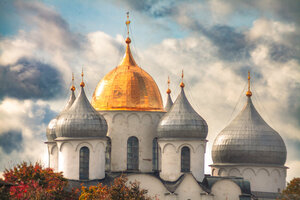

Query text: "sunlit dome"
[91, 17, 163, 112]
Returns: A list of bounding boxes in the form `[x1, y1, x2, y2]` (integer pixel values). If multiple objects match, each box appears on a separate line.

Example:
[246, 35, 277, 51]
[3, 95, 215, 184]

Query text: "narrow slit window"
[152, 138, 158, 171]
[181, 146, 190, 172]
[127, 136, 139, 170]
[105, 137, 111, 171]
[79, 146, 89, 180]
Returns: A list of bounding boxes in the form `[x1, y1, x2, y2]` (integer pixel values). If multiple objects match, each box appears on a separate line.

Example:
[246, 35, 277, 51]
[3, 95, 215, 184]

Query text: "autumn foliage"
[79, 175, 153, 200]
[2, 162, 79, 200]
[280, 177, 300, 200]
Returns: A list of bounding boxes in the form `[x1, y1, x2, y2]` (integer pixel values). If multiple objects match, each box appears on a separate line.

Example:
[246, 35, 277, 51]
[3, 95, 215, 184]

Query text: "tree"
[3, 162, 79, 200]
[280, 177, 300, 200]
[79, 175, 154, 200]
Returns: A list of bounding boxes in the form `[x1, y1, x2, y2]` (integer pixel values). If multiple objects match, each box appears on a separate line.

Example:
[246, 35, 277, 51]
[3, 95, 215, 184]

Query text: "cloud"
[0, 98, 56, 171]
[0, 130, 23, 154]
[111, 0, 177, 18]
[0, 57, 64, 100]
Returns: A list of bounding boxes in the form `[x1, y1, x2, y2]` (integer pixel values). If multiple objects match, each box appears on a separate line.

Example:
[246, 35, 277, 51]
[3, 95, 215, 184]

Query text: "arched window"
[105, 137, 111, 171]
[152, 138, 158, 171]
[127, 136, 139, 170]
[79, 146, 89, 180]
[181, 146, 190, 172]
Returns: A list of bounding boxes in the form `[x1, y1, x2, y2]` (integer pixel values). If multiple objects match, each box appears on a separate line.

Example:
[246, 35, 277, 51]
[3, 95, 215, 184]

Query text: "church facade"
[45, 17, 287, 200]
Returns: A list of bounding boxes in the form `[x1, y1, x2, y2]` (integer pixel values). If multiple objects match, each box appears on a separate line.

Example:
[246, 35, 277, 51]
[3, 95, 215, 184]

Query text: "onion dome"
[91, 14, 163, 112]
[212, 72, 287, 165]
[46, 75, 76, 142]
[56, 71, 107, 138]
[165, 77, 173, 112]
[157, 73, 208, 139]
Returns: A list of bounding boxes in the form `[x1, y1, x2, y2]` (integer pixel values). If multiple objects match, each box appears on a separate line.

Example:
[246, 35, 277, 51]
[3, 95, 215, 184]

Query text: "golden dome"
[91, 37, 164, 111]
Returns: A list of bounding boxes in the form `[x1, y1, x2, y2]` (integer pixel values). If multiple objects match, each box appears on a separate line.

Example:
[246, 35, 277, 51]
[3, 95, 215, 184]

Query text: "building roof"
[46, 87, 76, 142]
[157, 86, 208, 139]
[56, 83, 107, 138]
[212, 96, 287, 165]
[91, 17, 163, 112]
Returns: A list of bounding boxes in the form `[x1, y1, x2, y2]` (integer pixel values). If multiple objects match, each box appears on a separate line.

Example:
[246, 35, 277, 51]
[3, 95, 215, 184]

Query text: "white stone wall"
[158, 139, 207, 182]
[211, 165, 287, 193]
[47, 143, 58, 171]
[99, 111, 165, 172]
[211, 179, 242, 200]
[55, 138, 106, 180]
[126, 173, 244, 200]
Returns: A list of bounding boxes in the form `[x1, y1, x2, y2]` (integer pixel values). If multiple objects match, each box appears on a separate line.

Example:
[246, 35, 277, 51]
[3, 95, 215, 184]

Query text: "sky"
[0, 0, 299, 182]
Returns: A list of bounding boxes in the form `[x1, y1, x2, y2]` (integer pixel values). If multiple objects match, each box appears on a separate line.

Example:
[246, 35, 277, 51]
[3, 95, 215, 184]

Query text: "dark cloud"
[183, 20, 250, 61]
[0, 130, 23, 154]
[226, 0, 300, 25]
[112, 0, 176, 17]
[202, 25, 249, 61]
[269, 43, 296, 63]
[0, 57, 64, 100]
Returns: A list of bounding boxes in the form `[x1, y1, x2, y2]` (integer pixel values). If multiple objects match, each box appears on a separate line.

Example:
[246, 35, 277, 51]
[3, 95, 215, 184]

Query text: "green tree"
[3, 162, 79, 200]
[280, 177, 300, 200]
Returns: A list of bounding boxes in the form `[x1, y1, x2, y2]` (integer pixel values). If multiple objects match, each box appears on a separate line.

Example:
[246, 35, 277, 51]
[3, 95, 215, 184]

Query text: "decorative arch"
[211, 179, 242, 200]
[59, 142, 74, 152]
[75, 142, 94, 152]
[162, 143, 176, 153]
[127, 136, 139, 170]
[271, 169, 281, 177]
[212, 168, 216, 176]
[229, 168, 242, 177]
[218, 168, 227, 176]
[181, 146, 190, 172]
[257, 168, 270, 176]
[242, 168, 257, 176]
[112, 113, 125, 123]
[79, 146, 89, 180]
[177, 143, 195, 153]
[141, 114, 153, 125]
[127, 113, 141, 124]
[50, 144, 58, 154]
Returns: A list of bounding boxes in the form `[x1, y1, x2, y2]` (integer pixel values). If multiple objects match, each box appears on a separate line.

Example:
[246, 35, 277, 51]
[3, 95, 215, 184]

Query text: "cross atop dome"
[246, 71, 252, 97]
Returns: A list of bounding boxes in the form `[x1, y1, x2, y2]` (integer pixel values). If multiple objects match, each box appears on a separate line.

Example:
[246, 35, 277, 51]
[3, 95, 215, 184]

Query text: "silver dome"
[212, 97, 287, 166]
[46, 90, 76, 142]
[158, 87, 208, 139]
[56, 86, 107, 138]
[165, 93, 173, 112]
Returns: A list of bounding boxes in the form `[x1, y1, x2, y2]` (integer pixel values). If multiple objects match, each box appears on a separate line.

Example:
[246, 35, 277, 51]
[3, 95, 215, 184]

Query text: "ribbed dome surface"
[46, 90, 76, 141]
[212, 97, 287, 165]
[56, 87, 107, 138]
[91, 38, 163, 112]
[158, 88, 208, 138]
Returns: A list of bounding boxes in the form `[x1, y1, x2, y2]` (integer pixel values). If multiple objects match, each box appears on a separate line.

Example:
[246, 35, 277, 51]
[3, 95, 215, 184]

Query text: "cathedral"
[45, 16, 287, 200]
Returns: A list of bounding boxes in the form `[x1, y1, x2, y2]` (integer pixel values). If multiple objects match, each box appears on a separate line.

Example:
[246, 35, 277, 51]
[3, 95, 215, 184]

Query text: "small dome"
[46, 118, 58, 141]
[212, 97, 287, 165]
[46, 89, 76, 142]
[56, 86, 107, 138]
[157, 87, 208, 139]
[165, 77, 173, 112]
[165, 93, 173, 112]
